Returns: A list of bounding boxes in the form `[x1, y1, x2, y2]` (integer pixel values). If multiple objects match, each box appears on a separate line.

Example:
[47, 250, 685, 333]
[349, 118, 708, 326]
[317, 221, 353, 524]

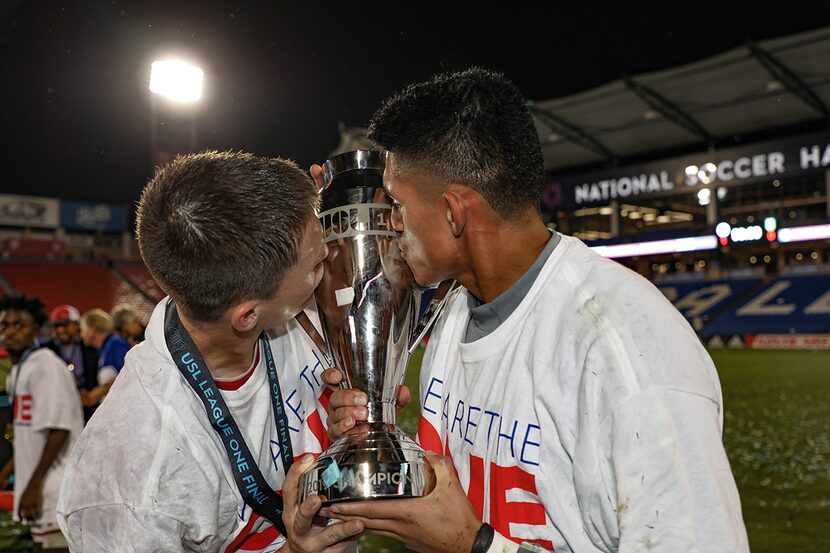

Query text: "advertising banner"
[60, 201, 127, 232]
[543, 130, 830, 211]
[0, 194, 60, 228]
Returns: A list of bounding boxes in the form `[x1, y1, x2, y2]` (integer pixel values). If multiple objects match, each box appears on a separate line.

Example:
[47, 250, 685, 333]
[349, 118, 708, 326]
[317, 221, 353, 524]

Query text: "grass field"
[715, 349, 830, 553]
[364, 348, 830, 553]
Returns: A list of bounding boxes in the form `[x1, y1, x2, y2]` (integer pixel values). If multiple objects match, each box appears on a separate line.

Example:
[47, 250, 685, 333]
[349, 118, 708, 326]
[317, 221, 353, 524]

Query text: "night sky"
[2, 1, 830, 212]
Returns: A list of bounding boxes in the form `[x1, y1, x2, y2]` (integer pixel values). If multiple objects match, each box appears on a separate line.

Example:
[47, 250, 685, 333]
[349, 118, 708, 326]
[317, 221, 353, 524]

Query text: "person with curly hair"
[0, 294, 83, 552]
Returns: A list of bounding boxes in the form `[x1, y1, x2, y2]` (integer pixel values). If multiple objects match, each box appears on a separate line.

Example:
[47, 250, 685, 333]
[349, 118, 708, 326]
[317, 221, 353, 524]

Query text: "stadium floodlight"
[149, 59, 203, 102]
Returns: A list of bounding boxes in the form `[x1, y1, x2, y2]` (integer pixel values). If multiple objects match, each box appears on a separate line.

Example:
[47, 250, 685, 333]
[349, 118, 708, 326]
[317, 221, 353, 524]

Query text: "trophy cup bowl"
[299, 150, 448, 505]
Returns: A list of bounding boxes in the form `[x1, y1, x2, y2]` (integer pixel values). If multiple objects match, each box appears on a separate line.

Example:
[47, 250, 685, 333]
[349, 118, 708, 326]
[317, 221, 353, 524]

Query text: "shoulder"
[28, 347, 68, 372]
[551, 235, 673, 315]
[65, 366, 201, 495]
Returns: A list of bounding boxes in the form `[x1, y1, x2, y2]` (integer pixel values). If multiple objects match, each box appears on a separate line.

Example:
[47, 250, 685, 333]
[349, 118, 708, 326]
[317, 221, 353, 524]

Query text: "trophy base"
[300, 422, 432, 505]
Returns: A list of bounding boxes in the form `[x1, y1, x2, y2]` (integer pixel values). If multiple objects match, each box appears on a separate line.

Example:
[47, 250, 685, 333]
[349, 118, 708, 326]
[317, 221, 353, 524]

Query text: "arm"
[18, 428, 68, 521]
[59, 503, 201, 552]
[0, 457, 13, 489]
[611, 389, 749, 553]
[81, 381, 114, 407]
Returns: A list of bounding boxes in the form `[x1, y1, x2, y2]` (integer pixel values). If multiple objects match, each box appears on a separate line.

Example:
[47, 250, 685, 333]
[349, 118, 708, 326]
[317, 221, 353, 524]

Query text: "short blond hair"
[81, 308, 114, 334]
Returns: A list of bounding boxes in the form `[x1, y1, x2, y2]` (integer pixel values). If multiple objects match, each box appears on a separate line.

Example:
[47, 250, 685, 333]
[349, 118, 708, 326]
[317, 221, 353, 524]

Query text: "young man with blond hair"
[78, 308, 130, 407]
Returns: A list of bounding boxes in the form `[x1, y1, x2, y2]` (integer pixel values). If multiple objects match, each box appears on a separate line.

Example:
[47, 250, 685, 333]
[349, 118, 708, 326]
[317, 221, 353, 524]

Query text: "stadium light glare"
[778, 224, 830, 243]
[149, 59, 204, 102]
[590, 235, 717, 259]
[715, 222, 731, 238]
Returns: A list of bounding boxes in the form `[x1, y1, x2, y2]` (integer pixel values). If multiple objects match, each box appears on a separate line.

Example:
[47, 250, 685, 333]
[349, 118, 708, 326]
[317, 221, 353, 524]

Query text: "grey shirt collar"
[464, 230, 560, 342]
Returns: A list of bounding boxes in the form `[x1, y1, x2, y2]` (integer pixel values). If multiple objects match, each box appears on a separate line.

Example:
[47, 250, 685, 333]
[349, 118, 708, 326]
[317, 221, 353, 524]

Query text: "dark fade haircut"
[136, 151, 320, 323]
[367, 67, 545, 219]
[0, 295, 47, 327]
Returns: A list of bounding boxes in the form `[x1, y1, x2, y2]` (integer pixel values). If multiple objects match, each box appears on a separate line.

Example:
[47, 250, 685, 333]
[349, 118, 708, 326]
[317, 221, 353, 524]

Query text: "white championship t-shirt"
[57, 299, 335, 553]
[417, 233, 749, 553]
[8, 347, 84, 540]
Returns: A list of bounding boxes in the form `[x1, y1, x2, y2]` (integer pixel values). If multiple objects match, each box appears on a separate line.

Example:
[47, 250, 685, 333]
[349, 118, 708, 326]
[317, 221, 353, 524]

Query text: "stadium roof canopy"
[530, 25, 830, 174]
[333, 25, 830, 176]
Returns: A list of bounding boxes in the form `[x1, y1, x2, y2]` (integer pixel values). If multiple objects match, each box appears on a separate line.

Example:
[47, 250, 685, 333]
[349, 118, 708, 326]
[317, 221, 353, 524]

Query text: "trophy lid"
[321, 150, 386, 211]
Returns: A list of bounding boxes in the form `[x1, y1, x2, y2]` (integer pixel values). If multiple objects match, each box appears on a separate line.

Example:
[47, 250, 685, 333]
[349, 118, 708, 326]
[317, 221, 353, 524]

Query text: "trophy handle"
[408, 279, 459, 354]
[295, 308, 347, 388]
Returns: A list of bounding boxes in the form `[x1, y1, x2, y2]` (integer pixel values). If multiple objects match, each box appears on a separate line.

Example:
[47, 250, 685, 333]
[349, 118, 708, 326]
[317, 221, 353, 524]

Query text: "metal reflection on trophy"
[299, 149, 452, 505]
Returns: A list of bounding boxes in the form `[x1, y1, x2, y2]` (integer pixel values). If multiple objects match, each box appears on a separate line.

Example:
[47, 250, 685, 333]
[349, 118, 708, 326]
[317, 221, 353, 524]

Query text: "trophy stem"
[365, 400, 397, 425]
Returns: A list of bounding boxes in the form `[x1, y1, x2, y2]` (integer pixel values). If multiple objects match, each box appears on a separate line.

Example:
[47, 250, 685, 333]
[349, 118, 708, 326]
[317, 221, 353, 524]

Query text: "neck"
[9, 349, 25, 364]
[179, 313, 260, 379]
[459, 211, 550, 303]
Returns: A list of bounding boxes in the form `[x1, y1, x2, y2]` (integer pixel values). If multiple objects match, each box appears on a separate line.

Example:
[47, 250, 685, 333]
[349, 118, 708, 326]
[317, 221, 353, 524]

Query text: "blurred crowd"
[0, 295, 145, 549]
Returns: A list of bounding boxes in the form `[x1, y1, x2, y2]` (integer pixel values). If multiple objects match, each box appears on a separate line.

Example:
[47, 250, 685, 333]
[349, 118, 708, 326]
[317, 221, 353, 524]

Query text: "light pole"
[148, 59, 204, 169]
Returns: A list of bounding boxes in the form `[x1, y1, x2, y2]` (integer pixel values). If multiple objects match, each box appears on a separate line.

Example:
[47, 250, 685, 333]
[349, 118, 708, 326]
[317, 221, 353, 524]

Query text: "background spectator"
[79, 309, 130, 408]
[109, 305, 145, 347]
[45, 305, 99, 422]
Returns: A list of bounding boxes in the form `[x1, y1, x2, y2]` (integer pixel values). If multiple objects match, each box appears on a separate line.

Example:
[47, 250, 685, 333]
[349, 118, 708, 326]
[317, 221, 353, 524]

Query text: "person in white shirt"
[57, 151, 361, 552]
[318, 68, 749, 553]
[0, 294, 84, 552]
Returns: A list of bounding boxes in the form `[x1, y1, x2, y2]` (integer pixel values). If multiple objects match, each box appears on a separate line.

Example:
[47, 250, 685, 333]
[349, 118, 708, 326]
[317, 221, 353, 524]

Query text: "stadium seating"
[702, 273, 830, 336]
[1, 237, 66, 259]
[0, 261, 155, 323]
[657, 277, 764, 329]
[113, 261, 166, 302]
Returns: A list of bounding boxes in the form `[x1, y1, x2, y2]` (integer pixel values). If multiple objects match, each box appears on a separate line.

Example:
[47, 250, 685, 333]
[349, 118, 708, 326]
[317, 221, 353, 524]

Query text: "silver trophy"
[300, 150, 454, 505]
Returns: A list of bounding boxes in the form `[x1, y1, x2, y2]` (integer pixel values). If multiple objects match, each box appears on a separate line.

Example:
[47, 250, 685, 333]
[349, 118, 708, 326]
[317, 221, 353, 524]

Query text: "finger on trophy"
[309, 163, 328, 191]
[394, 384, 412, 412]
[422, 454, 438, 495]
[321, 367, 344, 387]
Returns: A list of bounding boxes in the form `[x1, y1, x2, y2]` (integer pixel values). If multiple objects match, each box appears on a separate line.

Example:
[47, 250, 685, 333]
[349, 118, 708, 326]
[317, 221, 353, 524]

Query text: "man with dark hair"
[0, 294, 83, 552]
[321, 68, 749, 553]
[57, 151, 361, 552]
[45, 305, 99, 422]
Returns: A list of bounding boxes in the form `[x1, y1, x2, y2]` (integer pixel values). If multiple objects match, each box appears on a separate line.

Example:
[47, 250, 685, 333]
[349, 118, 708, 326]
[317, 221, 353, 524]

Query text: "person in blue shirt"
[79, 309, 131, 408]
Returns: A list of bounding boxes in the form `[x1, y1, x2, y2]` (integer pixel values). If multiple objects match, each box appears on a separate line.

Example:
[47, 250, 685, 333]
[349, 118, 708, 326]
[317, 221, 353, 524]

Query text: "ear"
[442, 186, 468, 238]
[230, 301, 260, 333]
